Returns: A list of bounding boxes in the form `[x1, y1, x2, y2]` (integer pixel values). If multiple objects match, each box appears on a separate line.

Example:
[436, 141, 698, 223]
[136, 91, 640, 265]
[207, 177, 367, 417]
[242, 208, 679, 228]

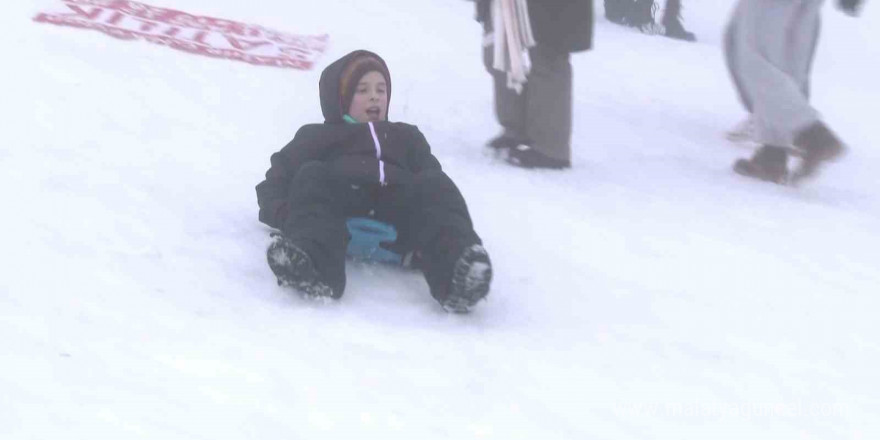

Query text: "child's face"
[348, 71, 388, 123]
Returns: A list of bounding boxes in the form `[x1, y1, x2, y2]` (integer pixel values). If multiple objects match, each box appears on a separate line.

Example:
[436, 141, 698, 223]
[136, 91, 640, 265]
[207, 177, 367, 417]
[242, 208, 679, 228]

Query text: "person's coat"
[255, 50, 442, 230]
[476, 0, 593, 53]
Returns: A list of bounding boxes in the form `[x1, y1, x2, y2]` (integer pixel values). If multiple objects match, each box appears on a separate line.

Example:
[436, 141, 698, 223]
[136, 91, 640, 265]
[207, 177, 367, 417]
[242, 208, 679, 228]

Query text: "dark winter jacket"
[255, 50, 442, 230]
[475, 0, 593, 53]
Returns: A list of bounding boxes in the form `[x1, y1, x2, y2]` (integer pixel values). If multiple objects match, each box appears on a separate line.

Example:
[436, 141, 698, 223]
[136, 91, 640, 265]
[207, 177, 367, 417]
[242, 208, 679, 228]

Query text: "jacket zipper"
[368, 122, 387, 185]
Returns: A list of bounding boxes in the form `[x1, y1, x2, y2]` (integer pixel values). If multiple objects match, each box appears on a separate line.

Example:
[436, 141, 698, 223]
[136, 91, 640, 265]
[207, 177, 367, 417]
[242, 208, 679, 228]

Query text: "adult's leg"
[723, 2, 754, 113]
[790, 3, 823, 99]
[604, 0, 627, 24]
[524, 44, 573, 163]
[733, 0, 822, 147]
[663, 0, 697, 41]
[484, 43, 528, 145]
[730, 0, 841, 183]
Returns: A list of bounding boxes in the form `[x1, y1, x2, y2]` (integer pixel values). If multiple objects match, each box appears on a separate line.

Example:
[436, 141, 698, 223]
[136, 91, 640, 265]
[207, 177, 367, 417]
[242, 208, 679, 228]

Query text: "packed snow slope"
[1, 0, 879, 439]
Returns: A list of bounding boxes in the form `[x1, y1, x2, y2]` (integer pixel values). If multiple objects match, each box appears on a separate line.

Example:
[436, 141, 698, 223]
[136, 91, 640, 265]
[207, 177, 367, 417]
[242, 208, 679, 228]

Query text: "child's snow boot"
[441, 244, 493, 313]
[267, 233, 341, 299]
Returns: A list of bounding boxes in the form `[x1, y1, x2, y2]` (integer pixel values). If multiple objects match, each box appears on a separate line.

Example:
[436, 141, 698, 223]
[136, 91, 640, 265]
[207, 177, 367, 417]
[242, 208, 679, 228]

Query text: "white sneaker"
[725, 116, 756, 144]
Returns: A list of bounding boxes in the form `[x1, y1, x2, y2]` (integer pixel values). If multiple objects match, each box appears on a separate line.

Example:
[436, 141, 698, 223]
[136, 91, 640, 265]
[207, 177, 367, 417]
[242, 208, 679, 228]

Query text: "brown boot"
[790, 121, 845, 184]
[733, 145, 789, 184]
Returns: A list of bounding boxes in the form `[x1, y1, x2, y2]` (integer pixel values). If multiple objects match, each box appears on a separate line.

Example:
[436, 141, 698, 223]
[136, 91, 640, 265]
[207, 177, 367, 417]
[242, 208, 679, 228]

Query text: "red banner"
[34, 0, 329, 70]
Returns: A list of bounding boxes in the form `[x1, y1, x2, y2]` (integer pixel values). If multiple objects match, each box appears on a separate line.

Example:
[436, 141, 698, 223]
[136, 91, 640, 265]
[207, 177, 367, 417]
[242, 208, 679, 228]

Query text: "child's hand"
[838, 0, 864, 16]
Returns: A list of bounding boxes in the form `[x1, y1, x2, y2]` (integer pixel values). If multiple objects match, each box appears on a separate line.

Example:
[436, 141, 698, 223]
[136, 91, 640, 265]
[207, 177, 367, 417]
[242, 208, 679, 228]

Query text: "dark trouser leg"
[484, 42, 573, 162]
[663, 0, 697, 41]
[604, 0, 626, 23]
[525, 45, 573, 163]
[382, 170, 481, 301]
[663, 0, 682, 20]
[484, 44, 527, 143]
[281, 162, 349, 295]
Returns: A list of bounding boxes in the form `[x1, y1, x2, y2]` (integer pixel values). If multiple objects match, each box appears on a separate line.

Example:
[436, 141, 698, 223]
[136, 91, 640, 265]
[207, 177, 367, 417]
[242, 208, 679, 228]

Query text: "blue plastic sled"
[346, 217, 404, 265]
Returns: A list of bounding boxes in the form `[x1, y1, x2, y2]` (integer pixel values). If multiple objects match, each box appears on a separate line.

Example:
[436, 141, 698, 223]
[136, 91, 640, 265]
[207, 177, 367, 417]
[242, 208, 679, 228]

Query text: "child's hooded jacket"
[256, 50, 442, 230]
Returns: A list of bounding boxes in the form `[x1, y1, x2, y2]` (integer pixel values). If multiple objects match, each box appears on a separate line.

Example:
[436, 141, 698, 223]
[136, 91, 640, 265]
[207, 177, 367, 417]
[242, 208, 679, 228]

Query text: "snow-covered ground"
[2, 0, 879, 438]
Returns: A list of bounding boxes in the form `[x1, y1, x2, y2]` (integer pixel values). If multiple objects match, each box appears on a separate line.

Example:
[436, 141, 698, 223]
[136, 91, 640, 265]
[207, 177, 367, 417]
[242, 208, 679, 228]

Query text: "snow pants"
[280, 162, 481, 300]
[484, 43, 573, 163]
[724, 0, 824, 146]
[663, 0, 684, 23]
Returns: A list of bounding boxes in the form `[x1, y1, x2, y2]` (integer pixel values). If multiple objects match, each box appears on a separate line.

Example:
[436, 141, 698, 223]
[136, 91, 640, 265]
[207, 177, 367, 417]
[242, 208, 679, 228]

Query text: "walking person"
[724, 0, 865, 184]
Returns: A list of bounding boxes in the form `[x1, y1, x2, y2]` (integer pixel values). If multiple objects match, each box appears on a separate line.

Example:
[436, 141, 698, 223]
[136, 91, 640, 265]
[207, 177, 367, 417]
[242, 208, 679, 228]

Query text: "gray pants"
[724, 0, 824, 146]
[484, 44, 573, 162]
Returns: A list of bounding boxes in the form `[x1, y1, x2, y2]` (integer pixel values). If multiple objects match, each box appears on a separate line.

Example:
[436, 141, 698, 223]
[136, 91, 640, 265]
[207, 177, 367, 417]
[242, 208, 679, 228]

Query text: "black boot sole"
[442, 245, 493, 313]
